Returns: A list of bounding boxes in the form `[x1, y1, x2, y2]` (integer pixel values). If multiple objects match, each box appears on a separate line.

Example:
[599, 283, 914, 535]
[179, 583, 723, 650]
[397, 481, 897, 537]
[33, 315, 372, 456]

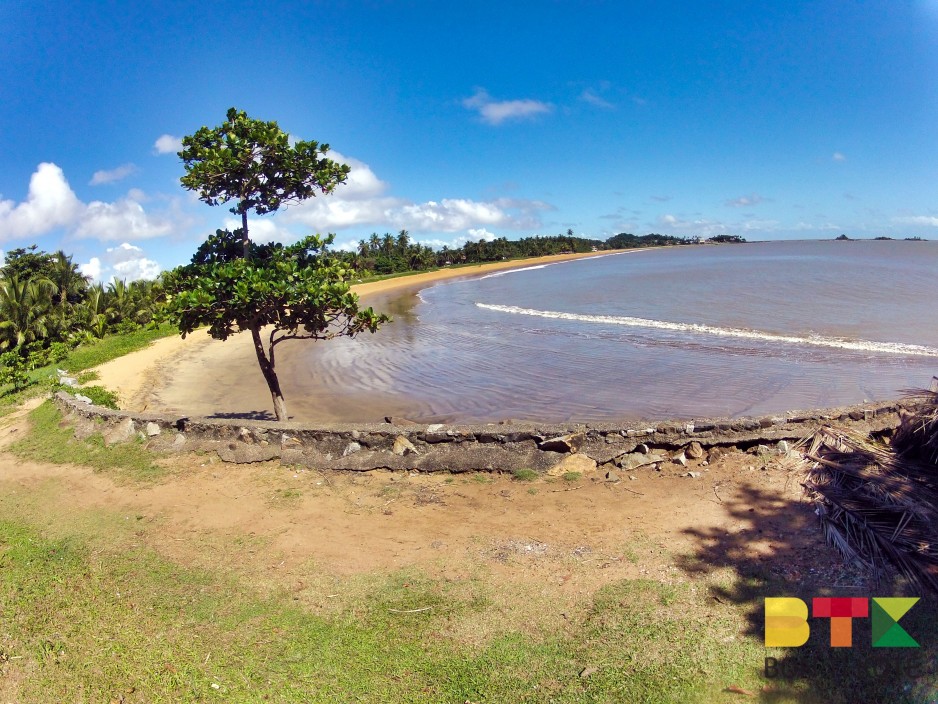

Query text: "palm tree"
[73, 284, 108, 339]
[0, 275, 56, 350]
[50, 250, 87, 310]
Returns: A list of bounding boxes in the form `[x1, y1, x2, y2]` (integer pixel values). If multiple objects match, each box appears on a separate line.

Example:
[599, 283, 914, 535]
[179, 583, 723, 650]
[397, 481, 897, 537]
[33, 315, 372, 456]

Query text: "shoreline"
[93, 249, 633, 414]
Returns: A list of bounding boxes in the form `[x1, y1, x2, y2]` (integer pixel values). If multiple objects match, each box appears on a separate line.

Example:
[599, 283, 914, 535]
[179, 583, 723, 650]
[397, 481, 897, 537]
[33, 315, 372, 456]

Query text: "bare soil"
[0, 402, 855, 619]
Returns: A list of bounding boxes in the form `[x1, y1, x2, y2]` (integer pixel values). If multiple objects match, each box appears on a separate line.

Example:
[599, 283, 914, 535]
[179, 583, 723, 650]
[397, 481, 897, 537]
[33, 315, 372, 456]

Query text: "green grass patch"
[562, 471, 582, 482]
[8, 400, 163, 482]
[510, 468, 539, 482]
[0, 324, 178, 414]
[60, 323, 177, 373]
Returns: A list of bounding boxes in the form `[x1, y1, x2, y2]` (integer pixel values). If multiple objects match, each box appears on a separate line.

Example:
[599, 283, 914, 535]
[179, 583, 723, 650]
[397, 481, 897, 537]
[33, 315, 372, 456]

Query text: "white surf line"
[476, 303, 938, 357]
[478, 250, 632, 280]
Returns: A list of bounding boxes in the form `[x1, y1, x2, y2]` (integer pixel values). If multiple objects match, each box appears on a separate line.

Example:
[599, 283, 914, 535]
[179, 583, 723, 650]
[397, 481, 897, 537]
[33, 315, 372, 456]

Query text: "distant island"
[835, 234, 927, 242]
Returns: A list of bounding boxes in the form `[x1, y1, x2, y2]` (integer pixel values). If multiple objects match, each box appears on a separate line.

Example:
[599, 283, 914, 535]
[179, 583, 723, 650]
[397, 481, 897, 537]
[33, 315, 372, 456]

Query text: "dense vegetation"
[345, 228, 738, 277]
[0, 246, 165, 392]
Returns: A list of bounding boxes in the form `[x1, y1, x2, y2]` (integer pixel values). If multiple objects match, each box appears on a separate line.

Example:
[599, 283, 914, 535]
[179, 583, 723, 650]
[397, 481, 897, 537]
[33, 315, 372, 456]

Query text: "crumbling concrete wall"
[53, 391, 907, 474]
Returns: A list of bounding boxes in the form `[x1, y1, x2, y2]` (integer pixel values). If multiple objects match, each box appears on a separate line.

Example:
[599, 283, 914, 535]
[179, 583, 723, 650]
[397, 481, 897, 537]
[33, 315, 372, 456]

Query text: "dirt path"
[0, 399, 847, 614]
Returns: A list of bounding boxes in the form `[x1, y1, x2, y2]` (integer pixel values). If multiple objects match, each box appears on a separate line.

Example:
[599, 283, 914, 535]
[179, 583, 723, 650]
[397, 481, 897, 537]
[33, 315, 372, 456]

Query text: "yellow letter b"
[765, 598, 810, 647]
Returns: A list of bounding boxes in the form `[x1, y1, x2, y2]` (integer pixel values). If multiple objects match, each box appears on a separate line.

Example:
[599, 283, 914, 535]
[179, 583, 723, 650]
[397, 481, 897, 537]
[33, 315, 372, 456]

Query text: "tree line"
[0, 245, 165, 389]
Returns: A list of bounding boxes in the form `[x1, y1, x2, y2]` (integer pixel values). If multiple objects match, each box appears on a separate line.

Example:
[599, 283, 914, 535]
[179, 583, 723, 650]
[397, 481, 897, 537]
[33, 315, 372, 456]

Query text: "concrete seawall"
[53, 391, 908, 474]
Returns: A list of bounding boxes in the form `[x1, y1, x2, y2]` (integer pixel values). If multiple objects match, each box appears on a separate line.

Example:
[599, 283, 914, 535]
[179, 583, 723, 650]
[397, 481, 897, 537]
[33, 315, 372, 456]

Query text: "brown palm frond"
[803, 423, 938, 593]
[894, 379, 938, 467]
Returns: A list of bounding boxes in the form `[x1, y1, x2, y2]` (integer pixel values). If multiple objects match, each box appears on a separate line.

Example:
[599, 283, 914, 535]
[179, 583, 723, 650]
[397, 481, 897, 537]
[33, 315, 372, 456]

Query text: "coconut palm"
[0, 275, 57, 350]
[50, 250, 87, 310]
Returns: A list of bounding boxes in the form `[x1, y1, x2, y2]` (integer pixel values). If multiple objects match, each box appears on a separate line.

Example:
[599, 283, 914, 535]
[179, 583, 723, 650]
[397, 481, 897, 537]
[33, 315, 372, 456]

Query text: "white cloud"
[0, 163, 177, 244]
[832, 152, 847, 162]
[893, 215, 938, 227]
[89, 163, 137, 186]
[79, 257, 102, 280]
[221, 216, 297, 244]
[281, 155, 552, 234]
[725, 193, 765, 208]
[579, 89, 614, 109]
[462, 89, 552, 125]
[74, 195, 174, 241]
[80, 243, 161, 282]
[467, 227, 497, 241]
[153, 134, 183, 155]
[0, 163, 84, 241]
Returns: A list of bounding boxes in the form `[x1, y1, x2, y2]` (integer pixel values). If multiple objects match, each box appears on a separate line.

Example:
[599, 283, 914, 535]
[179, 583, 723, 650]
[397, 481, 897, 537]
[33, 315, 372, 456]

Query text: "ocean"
[296, 240, 938, 423]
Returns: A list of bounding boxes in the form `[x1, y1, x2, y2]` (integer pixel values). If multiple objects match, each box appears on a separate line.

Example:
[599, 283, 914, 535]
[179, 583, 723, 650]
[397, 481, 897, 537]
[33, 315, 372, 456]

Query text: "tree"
[0, 276, 56, 351]
[164, 230, 388, 421]
[178, 107, 350, 259]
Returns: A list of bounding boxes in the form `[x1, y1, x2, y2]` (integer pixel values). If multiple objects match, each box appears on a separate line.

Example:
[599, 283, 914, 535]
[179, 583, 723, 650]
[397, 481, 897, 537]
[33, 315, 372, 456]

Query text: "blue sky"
[2, 0, 937, 281]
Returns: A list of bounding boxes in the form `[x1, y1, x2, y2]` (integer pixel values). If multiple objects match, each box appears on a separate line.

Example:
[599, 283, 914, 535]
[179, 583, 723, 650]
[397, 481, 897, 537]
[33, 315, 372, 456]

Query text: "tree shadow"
[676, 480, 938, 703]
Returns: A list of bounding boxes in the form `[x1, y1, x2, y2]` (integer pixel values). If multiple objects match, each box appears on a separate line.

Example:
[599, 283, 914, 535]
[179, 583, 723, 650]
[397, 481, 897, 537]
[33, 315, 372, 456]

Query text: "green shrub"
[76, 385, 119, 410]
[0, 351, 31, 392]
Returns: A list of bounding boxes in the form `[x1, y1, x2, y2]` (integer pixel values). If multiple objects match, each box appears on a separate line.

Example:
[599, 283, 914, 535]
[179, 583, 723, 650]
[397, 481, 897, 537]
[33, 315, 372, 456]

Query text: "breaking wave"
[476, 303, 938, 358]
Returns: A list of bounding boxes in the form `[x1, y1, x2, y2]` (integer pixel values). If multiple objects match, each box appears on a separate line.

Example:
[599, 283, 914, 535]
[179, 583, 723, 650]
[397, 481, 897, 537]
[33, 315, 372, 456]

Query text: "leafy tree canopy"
[179, 108, 350, 257]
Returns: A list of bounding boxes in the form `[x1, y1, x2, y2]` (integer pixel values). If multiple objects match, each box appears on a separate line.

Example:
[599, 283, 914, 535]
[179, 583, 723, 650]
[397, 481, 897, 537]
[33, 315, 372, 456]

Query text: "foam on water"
[476, 303, 938, 358]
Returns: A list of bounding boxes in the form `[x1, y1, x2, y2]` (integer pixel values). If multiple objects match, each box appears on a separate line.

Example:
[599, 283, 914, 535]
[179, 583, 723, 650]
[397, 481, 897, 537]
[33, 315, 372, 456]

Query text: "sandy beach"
[93, 250, 627, 418]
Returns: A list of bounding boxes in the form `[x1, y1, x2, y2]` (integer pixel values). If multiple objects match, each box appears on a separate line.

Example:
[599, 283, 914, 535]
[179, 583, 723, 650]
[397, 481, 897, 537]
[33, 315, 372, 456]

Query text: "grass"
[510, 468, 539, 482]
[0, 517, 775, 703]
[0, 324, 178, 415]
[8, 400, 164, 482]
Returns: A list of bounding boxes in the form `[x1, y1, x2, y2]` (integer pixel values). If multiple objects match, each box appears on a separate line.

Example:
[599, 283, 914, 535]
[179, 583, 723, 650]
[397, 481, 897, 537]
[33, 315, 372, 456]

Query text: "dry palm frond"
[893, 378, 938, 467]
[803, 425, 938, 593]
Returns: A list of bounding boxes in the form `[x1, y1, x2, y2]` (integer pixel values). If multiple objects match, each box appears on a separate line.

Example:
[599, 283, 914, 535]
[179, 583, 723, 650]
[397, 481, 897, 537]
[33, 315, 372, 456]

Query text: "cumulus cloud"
[725, 193, 765, 208]
[832, 152, 847, 162]
[74, 194, 175, 241]
[89, 163, 137, 186]
[80, 243, 161, 282]
[462, 89, 552, 125]
[221, 216, 297, 244]
[153, 134, 183, 154]
[467, 227, 498, 241]
[281, 154, 553, 234]
[0, 163, 176, 244]
[0, 163, 84, 240]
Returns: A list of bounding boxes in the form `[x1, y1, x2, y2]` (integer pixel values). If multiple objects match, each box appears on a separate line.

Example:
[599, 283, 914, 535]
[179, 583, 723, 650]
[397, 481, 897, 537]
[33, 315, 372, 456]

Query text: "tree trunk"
[241, 210, 250, 260]
[250, 326, 287, 421]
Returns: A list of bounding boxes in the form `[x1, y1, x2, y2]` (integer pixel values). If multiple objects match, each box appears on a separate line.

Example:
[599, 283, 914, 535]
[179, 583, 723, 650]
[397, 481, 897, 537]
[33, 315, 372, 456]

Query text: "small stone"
[392, 435, 418, 456]
[145, 422, 160, 437]
[686, 471, 701, 478]
[426, 423, 444, 432]
[685, 441, 705, 460]
[537, 433, 586, 453]
[629, 475, 637, 481]
[605, 470, 620, 483]
[238, 427, 255, 444]
[672, 451, 688, 467]
[342, 441, 362, 456]
[74, 394, 93, 405]
[777, 440, 791, 455]
[547, 453, 597, 477]
[172, 433, 186, 447]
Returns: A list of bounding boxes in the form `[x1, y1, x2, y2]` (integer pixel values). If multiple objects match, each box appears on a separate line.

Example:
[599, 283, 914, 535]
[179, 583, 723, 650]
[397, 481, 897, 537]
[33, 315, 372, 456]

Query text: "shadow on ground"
[678, 482, 938, 703]
[208, 410, 276, 421]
